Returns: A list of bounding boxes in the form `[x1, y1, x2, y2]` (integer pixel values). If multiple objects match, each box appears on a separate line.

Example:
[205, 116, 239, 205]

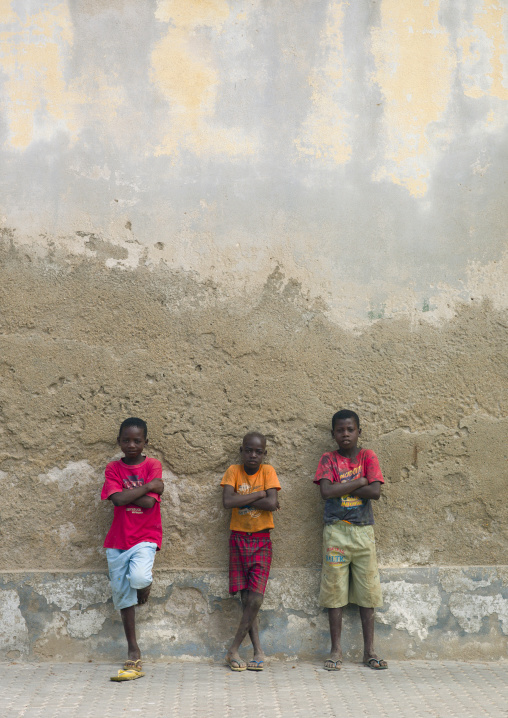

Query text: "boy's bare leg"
[226, 590, 264, 668]
[359, 606, 387, 667]
[120, 606, 141, 662]
[241, 590, 265, 665]
[137, 583, 152, 605]
[325, 607, 343, 669]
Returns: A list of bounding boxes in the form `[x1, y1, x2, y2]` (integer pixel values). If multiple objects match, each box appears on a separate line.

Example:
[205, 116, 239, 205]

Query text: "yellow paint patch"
[0, 1, 16, 24]
[151, 0, 256, 158]
[0, 2, 78, 148]
[371, 0, 455, 197]
[0, 2, 126, 150]
[294, 1, 351, 164]
[458, 1, 508, 100]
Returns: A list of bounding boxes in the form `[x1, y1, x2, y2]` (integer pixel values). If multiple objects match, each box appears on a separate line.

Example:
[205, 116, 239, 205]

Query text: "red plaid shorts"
[229, 530, 272, 595]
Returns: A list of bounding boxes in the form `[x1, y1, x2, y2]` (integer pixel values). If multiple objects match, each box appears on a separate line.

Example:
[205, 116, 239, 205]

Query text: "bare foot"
[127, 647, 141, 662]
[324, 649, 342, 671]
[225, 650, 246, 671]
[137, 584, 152, 605]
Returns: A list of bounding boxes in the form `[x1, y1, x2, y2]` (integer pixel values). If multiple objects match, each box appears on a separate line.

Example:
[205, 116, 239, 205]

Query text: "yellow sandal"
[110, 667, 145, 681]
[111, 659, 144, 681]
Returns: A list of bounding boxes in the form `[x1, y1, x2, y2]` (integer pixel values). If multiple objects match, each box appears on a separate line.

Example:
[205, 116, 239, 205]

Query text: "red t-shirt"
[101, 457, 163, 550]
[314, 449, 384, 525]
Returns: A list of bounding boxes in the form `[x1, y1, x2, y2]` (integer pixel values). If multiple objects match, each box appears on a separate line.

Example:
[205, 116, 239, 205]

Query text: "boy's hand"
[348, 476, 368, 495]
[350, 477, 382, 500]
[148, 478, 165, 495]
[320, 475, 371, 500]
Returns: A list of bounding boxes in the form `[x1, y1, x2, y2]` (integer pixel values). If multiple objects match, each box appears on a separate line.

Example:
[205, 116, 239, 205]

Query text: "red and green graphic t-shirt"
[313, 449, 384, 525]
[101, 457, 162, 549]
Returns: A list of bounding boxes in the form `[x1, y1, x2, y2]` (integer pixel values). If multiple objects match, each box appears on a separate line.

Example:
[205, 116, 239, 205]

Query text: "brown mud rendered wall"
[1, 244, 506, 572]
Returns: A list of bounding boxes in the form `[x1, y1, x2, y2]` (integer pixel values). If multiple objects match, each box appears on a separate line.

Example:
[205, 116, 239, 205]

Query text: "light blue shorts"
[106, 542, 157, 610]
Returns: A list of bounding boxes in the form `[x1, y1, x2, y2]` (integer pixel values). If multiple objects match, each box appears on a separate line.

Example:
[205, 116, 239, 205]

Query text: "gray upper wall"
[0, 0, 507, 326]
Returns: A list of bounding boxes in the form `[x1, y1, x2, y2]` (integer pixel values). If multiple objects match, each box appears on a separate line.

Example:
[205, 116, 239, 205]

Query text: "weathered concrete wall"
[0, 0, 507, 659]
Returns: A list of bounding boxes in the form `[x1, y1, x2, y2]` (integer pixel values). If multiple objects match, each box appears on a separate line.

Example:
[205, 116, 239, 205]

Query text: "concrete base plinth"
[1, 566, 507, 662]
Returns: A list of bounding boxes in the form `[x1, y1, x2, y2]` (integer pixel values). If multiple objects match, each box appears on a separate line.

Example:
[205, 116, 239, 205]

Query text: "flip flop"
[110, 668, 145, 681]
[123, 659, 142, 671]
[324, 659, 342, 671]
[225, 657, 247, 672]
[364, 657, 388, 670]
[247, 660, 264, 671]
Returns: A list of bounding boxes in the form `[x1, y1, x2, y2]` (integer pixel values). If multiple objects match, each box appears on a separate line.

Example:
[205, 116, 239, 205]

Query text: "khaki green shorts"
[319, 521, 383, 608]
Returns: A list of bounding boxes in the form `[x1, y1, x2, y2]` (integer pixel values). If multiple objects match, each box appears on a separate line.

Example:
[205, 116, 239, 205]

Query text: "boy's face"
[332, 418, 361, 451]
[240, 435, 266, 472]
[118, 426, 147, 461]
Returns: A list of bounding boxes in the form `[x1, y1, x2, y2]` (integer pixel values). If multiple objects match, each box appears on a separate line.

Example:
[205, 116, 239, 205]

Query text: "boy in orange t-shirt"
[220, 432, 281, 671]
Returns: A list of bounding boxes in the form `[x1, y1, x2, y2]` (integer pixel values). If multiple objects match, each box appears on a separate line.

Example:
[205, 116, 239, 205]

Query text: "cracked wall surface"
[0, 0, 507, 660]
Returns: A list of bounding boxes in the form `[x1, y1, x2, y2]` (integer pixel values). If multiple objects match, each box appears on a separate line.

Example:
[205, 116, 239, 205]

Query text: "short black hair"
[332, 410, 360, 430]
[118, 417, 148, 438]
[242, 431, 266, 445]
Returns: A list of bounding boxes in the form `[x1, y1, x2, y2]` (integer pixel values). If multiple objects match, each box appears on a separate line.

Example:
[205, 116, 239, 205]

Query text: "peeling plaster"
[263, 571, 320, 614]
[0, 590, 29, 655]
[66, 608, 106, 639]
[162, 470, 182, 515]
[32, 575, 111, 611]
[439, 568, 493, 594]
[377, 581, 441, 640]
[449, 592, 508, 634]
[56, 522, 77, 544]
[38, 461, 97, 491]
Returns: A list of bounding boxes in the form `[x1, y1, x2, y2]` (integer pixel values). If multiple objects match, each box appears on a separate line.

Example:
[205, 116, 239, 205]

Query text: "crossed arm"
[319, 477, 381, 501]
[109, 477, 165, 509]
[222, 485, 279, 512]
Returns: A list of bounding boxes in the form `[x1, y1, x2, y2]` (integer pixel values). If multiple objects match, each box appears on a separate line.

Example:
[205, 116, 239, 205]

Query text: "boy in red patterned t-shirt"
[314, 410, 387, 671]
[101, 417, 164, 681]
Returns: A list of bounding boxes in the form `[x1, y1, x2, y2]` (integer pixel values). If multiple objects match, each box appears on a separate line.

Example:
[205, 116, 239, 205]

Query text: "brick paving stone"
[0, 661, 507, 718]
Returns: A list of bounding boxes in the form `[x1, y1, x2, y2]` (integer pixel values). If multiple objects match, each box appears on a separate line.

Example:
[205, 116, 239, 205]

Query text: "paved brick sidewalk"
[1, 660, 507, 718]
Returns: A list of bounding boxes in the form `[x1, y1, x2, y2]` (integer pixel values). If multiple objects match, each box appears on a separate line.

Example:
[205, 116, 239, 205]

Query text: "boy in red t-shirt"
[101, 417, 164, 681]
[221, 432, 281, 671]
[314, 410, 387, 671]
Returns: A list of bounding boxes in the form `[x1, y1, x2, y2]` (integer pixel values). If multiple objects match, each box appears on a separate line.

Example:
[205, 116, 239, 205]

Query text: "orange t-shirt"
[220, 464, 281, 532]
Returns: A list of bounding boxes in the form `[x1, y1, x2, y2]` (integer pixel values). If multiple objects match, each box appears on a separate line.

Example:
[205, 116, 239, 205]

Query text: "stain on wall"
[0, 0, 507, 659]
[295, 0, 352, 164]
[371, 0, 456, 197]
